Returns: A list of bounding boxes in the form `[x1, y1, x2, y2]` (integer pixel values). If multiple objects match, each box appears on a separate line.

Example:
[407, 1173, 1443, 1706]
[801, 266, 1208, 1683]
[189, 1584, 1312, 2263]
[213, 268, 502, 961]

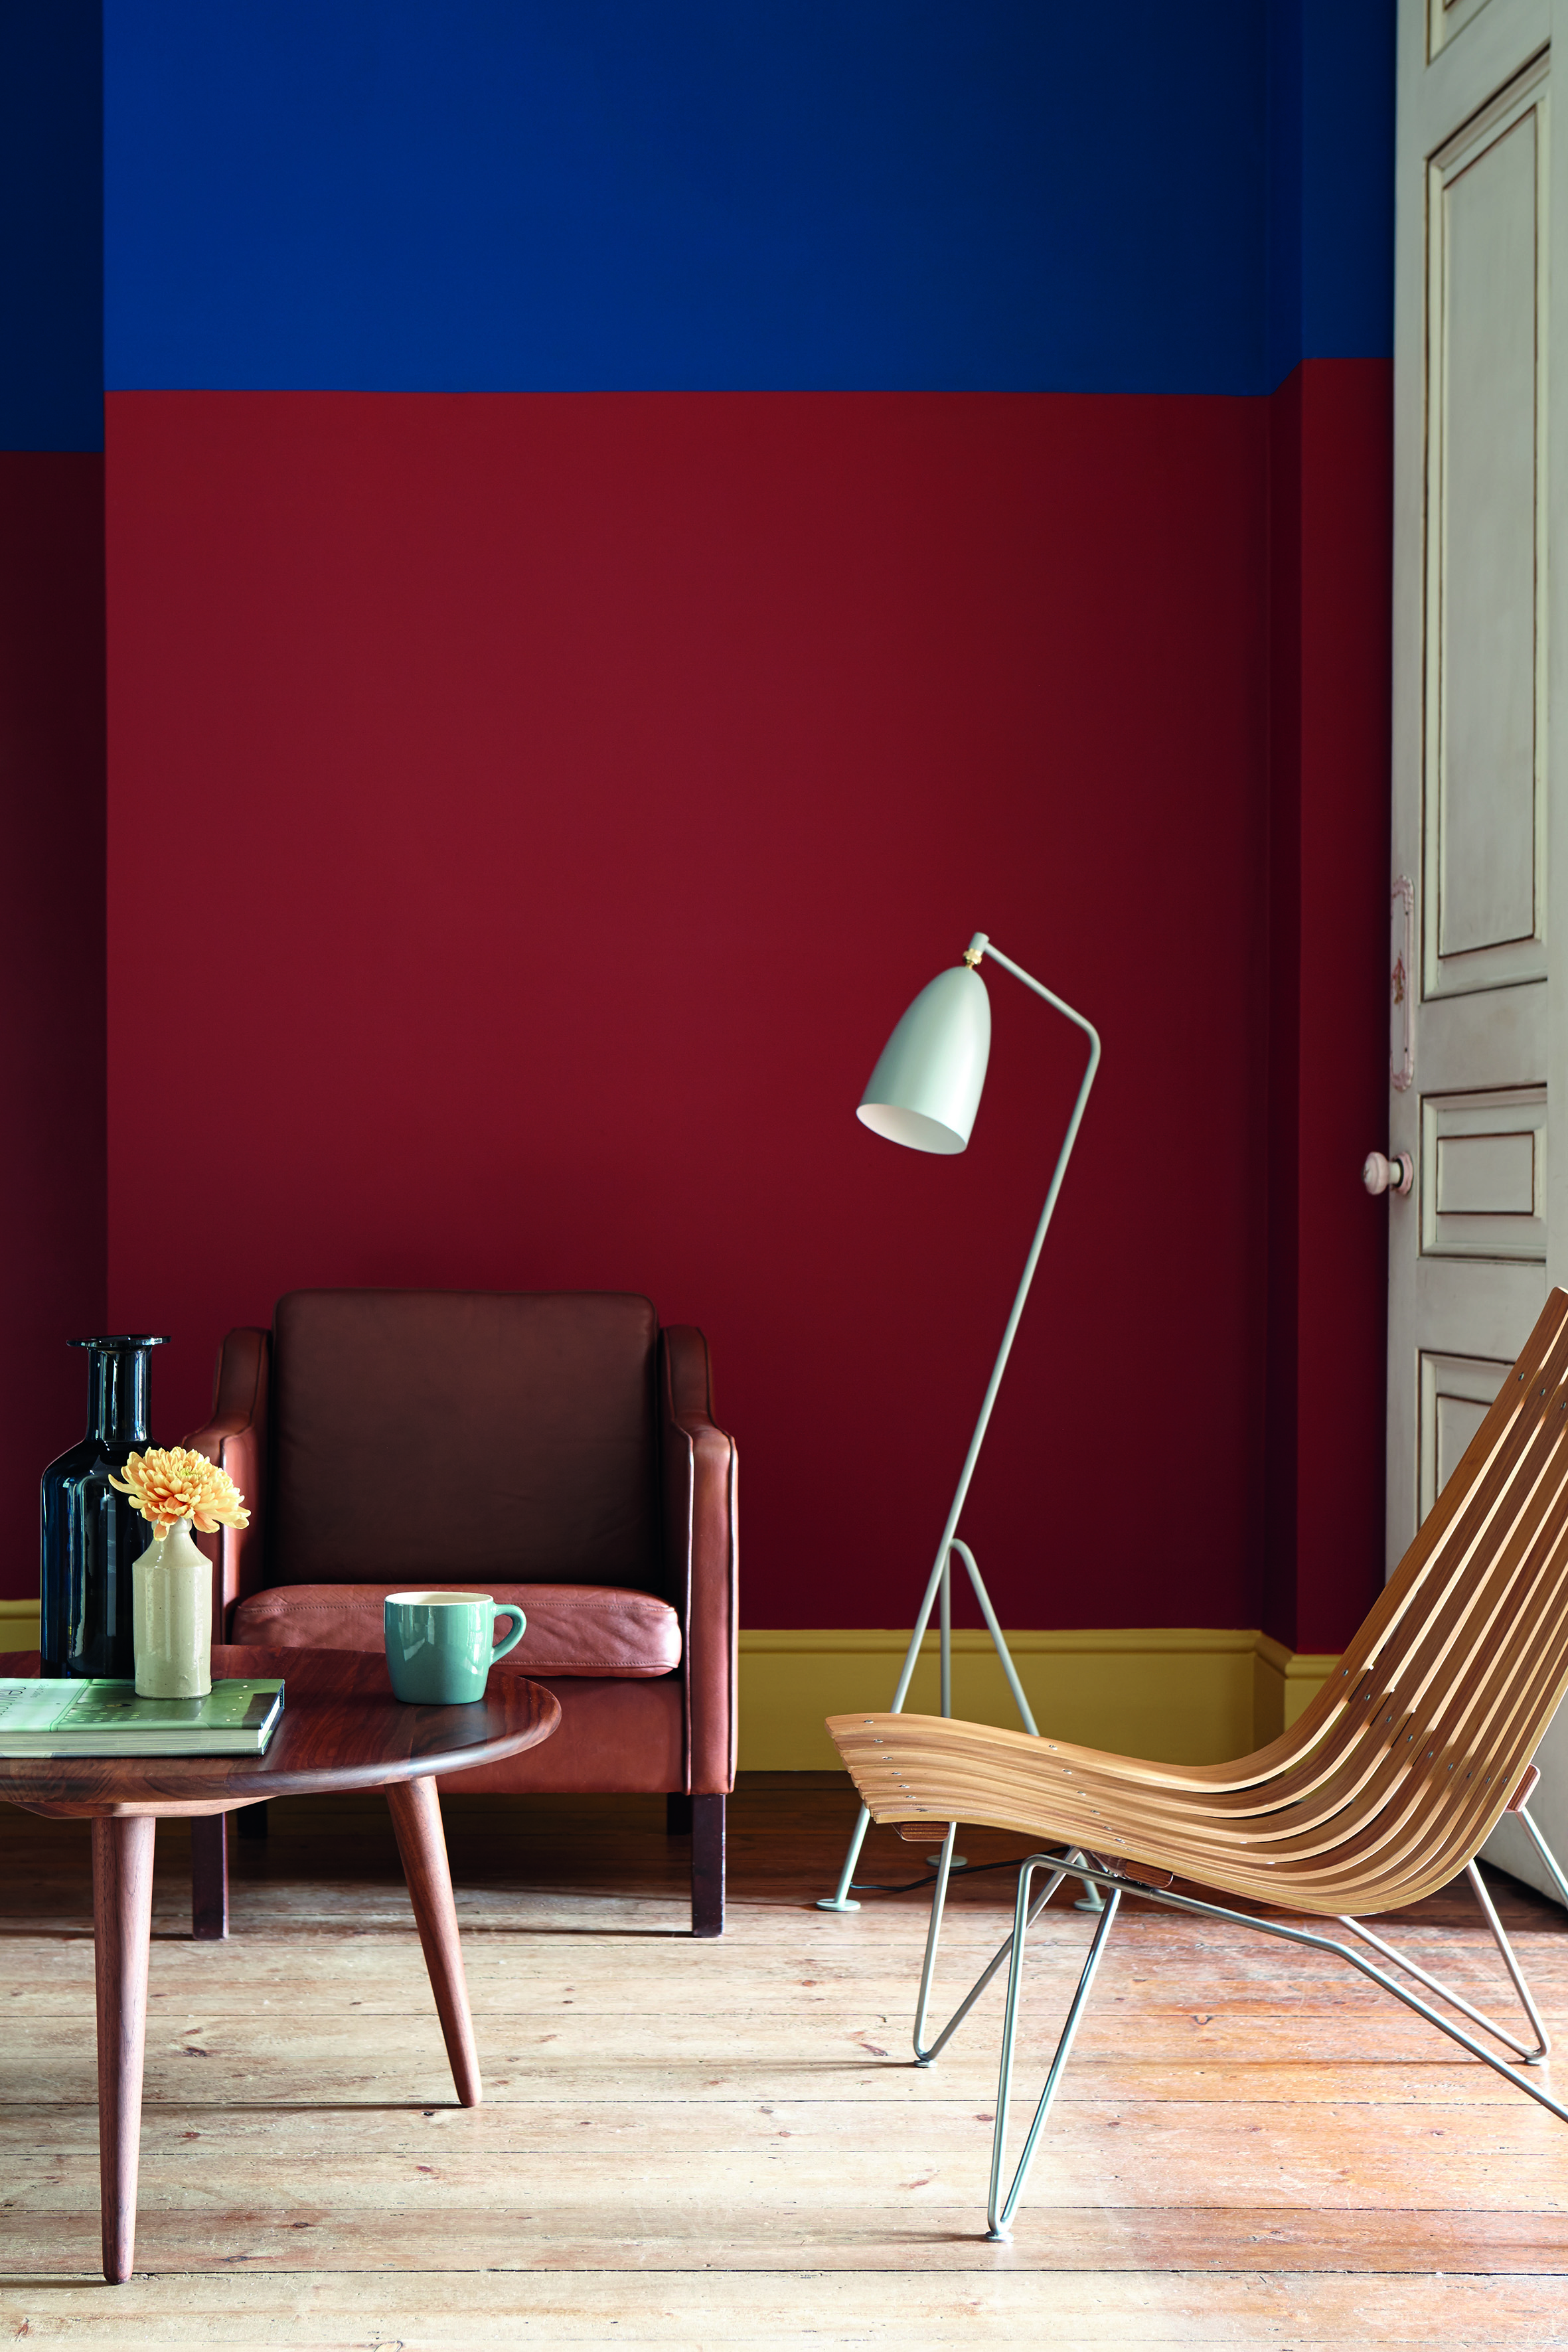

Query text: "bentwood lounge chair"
[185, 1289, 738, 1936]
[831, 1286, 1568, 2239]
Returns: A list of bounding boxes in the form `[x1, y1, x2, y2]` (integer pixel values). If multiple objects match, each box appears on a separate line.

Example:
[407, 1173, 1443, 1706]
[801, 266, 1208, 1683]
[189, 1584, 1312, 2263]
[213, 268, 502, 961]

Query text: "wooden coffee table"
[0, 1642, 560, 2283]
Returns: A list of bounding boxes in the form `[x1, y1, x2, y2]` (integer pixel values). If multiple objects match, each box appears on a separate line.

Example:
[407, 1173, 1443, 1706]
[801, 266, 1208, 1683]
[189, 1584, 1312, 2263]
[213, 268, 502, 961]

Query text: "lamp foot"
[815, 1896, 862, 1911]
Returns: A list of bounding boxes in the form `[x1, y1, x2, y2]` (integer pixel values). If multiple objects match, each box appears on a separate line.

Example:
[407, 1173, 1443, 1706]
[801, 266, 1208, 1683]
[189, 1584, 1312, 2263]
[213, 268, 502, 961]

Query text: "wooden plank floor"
[2, 1772, 1567, 2345]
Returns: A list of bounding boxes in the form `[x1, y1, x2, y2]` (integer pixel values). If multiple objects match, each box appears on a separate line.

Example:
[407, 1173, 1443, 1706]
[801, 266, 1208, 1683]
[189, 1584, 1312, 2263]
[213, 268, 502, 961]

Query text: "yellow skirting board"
[0, 1601, 1335, 1770]
[738, 1628, 1336, 1770]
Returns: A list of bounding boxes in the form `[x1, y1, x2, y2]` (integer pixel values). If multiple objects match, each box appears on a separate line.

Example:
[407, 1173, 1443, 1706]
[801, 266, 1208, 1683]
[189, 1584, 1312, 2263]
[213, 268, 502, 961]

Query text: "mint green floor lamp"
[818, 931, 1101, 1911]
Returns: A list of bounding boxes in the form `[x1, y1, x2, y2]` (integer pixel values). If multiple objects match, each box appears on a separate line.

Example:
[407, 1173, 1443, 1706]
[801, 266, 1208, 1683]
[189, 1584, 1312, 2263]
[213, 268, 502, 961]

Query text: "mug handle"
[491, 1607, 526, 1663]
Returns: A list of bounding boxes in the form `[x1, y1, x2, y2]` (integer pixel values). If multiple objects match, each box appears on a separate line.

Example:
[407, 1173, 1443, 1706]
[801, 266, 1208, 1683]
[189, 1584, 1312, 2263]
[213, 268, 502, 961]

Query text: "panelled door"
[1390, 0, 1567, 1895]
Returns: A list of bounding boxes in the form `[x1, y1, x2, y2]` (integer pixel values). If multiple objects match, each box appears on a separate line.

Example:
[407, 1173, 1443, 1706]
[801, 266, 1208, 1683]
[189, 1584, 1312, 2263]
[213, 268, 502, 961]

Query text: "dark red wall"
[0, 454, 107, 1510]
[102, 388, 1284, 1632]
[1263, 360, 1392, 1652]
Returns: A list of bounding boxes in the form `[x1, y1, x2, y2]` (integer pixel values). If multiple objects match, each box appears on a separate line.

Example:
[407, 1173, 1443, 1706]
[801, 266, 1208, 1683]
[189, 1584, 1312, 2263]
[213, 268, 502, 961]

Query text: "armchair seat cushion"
[230, 1582, 682, 1678]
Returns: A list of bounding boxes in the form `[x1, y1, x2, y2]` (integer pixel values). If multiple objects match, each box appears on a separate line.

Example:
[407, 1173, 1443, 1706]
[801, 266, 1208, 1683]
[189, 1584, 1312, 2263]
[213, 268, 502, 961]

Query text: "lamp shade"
[857, 964, 992, 1153]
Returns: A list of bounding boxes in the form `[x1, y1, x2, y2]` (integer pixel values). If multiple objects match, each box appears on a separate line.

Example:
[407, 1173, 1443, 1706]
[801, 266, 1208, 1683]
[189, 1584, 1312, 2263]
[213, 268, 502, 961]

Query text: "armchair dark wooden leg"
[692, 1793, 724, 1938]
[191, 1812, 228, 1940]
[666, 1792, 693, 1836]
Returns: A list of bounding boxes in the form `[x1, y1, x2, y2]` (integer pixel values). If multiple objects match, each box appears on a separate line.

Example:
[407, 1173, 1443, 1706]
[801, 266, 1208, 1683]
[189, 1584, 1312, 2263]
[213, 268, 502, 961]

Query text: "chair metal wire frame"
[911, 1812, 1568, 2242]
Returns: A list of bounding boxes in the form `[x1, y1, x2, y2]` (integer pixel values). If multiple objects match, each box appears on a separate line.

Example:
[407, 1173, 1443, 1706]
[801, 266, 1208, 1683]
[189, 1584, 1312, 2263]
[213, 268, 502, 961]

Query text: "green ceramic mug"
[384, 1589, 526, 1704]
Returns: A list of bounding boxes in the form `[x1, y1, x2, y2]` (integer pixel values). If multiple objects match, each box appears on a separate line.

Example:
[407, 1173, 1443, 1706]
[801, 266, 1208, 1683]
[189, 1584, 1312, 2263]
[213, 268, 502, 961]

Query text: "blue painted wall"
[0, 4, 1399, 426]
[0, 1, 103, 449]
[1265, 0, 1395, 389]
[104, 0, 1393, 397]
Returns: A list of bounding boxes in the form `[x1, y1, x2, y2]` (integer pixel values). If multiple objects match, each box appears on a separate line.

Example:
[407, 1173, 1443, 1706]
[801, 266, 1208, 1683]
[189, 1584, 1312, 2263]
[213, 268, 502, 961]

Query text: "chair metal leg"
[973, 1828, 1568, 2238]
[902, 1816, 1568, 2243]
[913, 1825, 960, 2061]
[987, 1860, 1121, 2242]
[190, 1812, 228, 1941]
[913, 1824, 1069, 2066]
[692, 1793, 724, 1937]
[1028, 1850, 1568, 2130]
[1465, 1859, 1551, 2057]
[1336, 1854, 1555, 2065]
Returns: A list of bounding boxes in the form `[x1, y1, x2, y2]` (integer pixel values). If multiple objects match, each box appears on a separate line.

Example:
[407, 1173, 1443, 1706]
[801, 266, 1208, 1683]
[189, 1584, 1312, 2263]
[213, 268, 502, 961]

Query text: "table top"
[0, 1644, 561, 1817]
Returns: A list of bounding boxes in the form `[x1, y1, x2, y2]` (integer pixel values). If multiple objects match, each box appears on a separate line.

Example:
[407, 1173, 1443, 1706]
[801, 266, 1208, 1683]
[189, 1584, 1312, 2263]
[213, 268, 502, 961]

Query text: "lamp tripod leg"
[819, 1547, 953, 1909]
[817, 1803, 870, 1911]
[928, 1556, 967, 1868]
[949, 1541, 1037, 1735]
[951, 1540, 1100, 1911]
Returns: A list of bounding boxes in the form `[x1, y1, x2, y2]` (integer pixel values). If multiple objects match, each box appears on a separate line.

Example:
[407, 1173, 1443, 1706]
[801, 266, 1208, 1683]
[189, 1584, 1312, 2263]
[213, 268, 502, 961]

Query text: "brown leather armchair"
[185, 1289, 737, 1934]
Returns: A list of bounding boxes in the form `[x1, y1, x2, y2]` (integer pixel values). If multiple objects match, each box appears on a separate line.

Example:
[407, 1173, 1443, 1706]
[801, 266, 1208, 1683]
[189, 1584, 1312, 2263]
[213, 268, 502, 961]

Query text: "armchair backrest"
[268, 1289, 663, 1592]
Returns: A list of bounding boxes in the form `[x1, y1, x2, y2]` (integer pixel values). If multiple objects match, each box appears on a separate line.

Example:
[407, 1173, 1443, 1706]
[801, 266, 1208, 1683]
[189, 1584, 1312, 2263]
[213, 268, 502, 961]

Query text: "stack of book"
[0, 1678, 283, 1757]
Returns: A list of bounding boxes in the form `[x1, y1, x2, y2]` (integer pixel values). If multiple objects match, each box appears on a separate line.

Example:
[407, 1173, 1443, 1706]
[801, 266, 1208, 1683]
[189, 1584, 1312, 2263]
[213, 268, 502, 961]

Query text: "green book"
[0, 1677, 283, 1757]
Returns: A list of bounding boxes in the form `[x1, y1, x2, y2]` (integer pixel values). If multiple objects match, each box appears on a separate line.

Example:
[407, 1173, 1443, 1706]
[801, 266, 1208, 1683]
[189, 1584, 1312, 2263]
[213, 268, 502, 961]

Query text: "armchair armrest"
[184, 1326, 271, 1631]
[660, 1325, 737, 1795]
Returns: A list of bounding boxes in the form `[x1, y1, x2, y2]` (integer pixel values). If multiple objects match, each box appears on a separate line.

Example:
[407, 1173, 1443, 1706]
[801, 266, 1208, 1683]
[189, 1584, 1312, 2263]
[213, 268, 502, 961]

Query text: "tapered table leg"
[92, 1814, 157, 2284]
[386, 1776, 481, 2106]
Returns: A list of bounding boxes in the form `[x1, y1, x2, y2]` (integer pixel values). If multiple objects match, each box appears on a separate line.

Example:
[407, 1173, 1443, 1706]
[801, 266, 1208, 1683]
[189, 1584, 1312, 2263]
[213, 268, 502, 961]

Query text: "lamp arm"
[880, 937, 1101, 1717]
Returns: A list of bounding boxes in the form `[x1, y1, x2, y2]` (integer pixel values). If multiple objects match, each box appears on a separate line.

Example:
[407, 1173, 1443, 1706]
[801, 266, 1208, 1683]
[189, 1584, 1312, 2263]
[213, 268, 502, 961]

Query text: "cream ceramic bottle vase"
[132, 1516, 212, 1698]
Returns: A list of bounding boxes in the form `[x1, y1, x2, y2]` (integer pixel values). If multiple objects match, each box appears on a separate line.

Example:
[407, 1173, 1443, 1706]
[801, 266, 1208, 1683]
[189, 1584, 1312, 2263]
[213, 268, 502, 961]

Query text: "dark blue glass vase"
[40, 1336, 171, 1679]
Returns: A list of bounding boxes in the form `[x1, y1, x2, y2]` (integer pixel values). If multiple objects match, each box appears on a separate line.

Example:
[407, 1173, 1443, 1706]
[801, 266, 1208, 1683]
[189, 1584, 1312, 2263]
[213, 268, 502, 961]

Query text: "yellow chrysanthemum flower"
[109, 1447, 250, 1537]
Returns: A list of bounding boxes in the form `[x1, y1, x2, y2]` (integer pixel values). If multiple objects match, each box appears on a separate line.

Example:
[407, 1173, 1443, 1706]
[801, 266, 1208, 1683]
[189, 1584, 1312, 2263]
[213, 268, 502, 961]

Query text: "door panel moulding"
[1419, 1348, 1516, 1516]
[1420, 1085, 1548, 1257]
[1429, 0, 1500, 64]
[1423, 57, 1549, 1002]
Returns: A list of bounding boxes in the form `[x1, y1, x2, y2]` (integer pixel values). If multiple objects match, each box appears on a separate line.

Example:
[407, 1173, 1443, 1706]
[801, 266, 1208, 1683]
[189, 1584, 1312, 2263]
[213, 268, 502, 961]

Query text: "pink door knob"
[1363, 1150, 1413, 1197]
